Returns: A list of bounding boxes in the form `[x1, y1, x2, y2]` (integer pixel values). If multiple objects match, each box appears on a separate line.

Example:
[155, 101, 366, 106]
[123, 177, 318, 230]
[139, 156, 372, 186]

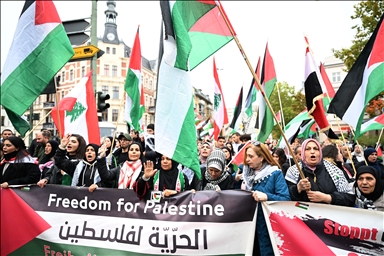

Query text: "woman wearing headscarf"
[242, 141, 290, 256]
[199, 141, 213, 166]
[38, 140, 59, 179]
[201, 149, 233, 191]
[103, 136, 117, 169]
[285, 138, 355, 206]
[1, 136, 40, 188]
[133, 154, 192, 200]
[356, 148, 384, 182]
[94, 142, 145, 190]
[350, 144, 364, 163]
[354, 166, 384, 211]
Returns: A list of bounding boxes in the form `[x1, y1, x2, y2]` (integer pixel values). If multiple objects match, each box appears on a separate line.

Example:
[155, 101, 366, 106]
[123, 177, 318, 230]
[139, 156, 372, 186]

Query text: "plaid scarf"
[118, 160, 142, 189]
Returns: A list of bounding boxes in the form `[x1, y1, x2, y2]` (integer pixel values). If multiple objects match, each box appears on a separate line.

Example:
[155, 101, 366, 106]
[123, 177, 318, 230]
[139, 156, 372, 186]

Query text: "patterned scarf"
[243, 163, 279, 191]
[203, 169, 229, 190]
[118, 160, 142, 189]
[355, 187, 377, 210]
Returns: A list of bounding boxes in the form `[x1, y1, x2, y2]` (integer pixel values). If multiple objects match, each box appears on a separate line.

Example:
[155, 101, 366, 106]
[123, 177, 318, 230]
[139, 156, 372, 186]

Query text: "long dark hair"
[70, 134, 87, 159]
[272, 148, 287, 168]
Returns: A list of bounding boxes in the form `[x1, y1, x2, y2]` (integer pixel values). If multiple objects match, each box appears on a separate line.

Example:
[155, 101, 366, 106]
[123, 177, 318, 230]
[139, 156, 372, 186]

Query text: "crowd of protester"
[1, 127, 383, 256]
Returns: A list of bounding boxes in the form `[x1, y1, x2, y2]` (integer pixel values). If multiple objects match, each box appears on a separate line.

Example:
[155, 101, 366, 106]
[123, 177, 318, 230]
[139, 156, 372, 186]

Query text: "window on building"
[1, 116, 4, 126]
[332, 72, 341, 83]
[102, 85, 108, 95]
[112, 65, 117, 77]
[61, 91, 65, 99]
[150, 80, 153, 90]
[106, 47, 110, 54]
[81, 66, 85, 77]
[102, 110, 108, 121]
[70, 70, 74, 81]
[112, 86, 119, 99]
[112, 109, 118, 122]
[61, 71, 65, 82]
[145, 96, 148, 106]
[104, 65, 109, 76]
[112, 48, 116, 54]
[150, 97, 153, 107]
[145, 78, 148, 88]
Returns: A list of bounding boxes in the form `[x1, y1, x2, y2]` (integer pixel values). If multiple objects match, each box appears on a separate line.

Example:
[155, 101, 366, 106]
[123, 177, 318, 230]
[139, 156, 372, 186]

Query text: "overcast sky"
[1, 1, 357, 108]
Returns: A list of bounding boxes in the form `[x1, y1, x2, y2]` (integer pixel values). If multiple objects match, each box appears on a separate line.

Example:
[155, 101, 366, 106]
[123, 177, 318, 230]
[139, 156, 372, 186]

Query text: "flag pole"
[216, 3, 305, 179]
[23, 110, 53, 141]
[276, 82, 286, 130]
[54, 75, 62, 140]
[375, 127, 383, 150]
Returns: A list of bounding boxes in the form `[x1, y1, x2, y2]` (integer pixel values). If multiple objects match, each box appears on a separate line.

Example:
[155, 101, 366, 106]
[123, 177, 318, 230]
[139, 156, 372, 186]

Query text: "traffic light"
[97, 92, 110, 112]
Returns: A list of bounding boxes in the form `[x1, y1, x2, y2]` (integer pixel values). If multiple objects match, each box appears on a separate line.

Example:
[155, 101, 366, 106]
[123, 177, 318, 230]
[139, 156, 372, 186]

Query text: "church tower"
[102, 1, 119, 44]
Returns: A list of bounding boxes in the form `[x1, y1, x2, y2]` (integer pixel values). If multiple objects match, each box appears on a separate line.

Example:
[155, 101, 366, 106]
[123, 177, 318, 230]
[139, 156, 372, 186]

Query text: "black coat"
[200, 166, 234, 191]
[1, 162, 40, 185]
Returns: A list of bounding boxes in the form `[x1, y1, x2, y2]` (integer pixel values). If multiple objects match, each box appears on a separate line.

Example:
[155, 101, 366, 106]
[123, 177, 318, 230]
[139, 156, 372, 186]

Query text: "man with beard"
[113, 133, 132, 166]
[31, 130, 51, 164]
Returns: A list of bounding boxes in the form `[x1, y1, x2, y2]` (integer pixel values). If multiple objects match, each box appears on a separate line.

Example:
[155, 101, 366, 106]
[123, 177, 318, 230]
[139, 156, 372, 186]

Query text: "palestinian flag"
[229, 141, 251, 170]
[245, 57, 261, 117]
[156, 0, 235, 179]
[229, 86, 243, 131]
[255, 43, 277, 143]
[304, 37, 331, 132]
[358, 114, 384, 137]
[160, 0, 234, 71]
[124, 27, 144, 132]
[273, 110, 281, 126]
[328, 14, 384, 138]
[51, 71, 100, 144]
[0, 0, 74, 136]
[196, 118, 209, 130]
[213, 57, 228, 140]
[278, 109, 310, 149]
[200, 120, 213, 137]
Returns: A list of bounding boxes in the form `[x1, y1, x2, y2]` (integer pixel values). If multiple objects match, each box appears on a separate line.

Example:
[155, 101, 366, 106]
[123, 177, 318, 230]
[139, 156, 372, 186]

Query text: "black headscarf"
[354, 166, 383, 202]
[3, 136, 28, 161]
[127, 142, 144, 162]
[40, 140, 59, 164]
[84, 144, 100, 164]
[158, 156, 181, 191]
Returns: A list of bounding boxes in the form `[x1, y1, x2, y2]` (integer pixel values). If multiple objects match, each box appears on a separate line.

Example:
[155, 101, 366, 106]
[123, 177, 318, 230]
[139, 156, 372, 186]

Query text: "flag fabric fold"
[124, 27, 144, 131]
[245, 57, 261, 117]
[358, 114, 384, 137]
[0, 0, 74, 136]
[255, 43, 277, 143]
[229, 86, 243, 132]
[328, 14, 384, 138]
[304, 37, 331, 132]
[160, 0, 234, 71]
[278, 109, 310, 149]
[156, 0, 235, 178]
[213, 57, 228, 140]
[51, 71, 100, 144]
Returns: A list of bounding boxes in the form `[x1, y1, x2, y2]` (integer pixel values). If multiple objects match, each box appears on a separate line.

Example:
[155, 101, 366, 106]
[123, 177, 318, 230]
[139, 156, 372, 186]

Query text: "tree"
[332, 1, 384, 118]
[332, 1, 384, 71]
[269, 82, 306, 139]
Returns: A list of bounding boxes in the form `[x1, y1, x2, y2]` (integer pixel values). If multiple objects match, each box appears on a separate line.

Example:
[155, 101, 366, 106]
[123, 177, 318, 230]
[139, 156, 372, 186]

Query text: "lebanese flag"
[124, 26, 144, 131]
[51, 71, 100, 144]
[0, 0, 73, 136]
[213, 57, 228, 141]
[328, 14, 384, 137]
[359, 113, 384, 137]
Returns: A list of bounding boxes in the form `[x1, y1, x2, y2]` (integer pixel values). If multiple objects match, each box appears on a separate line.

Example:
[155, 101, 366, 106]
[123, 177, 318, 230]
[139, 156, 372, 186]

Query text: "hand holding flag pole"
[216, 2, 305, 179]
